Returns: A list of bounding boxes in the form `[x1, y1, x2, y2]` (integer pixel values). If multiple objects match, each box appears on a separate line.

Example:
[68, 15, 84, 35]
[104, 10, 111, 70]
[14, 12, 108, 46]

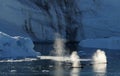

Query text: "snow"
[79, 37, 120, 50]
[0, 32, 38, 59]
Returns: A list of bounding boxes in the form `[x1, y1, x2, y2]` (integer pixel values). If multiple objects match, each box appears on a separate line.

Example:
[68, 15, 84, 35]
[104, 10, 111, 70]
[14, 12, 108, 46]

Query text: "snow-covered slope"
[1, 0, 120, 42]
[0, 32, 37, 59]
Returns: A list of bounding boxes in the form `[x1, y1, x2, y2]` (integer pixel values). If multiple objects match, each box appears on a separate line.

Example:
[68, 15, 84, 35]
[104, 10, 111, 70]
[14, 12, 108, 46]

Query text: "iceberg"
[0, 32, 38, 59]
[79, 37, 120, 50]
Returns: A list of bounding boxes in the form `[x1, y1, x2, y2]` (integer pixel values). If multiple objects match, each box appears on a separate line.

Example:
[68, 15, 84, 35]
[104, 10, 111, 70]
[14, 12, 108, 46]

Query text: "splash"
[92, 49, 107, 64]
[53, 34, 66, 56]
[53, 34, 81, 68]
[70, 51, 81, 67]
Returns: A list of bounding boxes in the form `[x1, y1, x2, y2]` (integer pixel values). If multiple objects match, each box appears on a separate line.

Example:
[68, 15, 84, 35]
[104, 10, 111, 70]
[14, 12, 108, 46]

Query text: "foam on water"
[0, 58, 37, 62]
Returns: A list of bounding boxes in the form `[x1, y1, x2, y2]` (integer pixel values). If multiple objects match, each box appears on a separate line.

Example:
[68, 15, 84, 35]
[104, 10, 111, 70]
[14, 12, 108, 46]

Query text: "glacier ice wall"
[0, 0, 120, 42]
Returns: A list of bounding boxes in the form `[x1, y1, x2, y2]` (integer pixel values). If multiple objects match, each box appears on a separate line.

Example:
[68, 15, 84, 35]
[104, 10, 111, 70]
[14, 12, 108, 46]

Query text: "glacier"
[0, 0, 120, 47]
[79, 37, 120, 50]
[0, 0, 84, 41]
[0, 32, 38, 59]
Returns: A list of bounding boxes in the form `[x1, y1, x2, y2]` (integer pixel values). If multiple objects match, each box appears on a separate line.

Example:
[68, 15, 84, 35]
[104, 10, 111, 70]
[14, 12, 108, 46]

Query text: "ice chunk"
[0, 32, 38, 59]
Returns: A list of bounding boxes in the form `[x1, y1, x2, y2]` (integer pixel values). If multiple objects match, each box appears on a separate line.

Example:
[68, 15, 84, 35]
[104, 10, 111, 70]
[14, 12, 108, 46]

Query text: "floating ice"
[0, 32, 38, 59]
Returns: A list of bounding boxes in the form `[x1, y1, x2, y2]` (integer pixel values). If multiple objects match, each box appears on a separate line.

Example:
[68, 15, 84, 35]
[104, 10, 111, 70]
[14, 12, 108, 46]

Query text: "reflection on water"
[54, 62, 64, 76]
[71, 68, 80, 76]
[93, 64, 107, 76]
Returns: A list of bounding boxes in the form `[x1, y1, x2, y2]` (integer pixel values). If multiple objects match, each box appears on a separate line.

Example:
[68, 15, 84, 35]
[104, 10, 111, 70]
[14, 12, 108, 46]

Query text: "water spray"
[92, 49, 107, 64]
[53, 33, 65, 56]
[70, 51, 81, 68]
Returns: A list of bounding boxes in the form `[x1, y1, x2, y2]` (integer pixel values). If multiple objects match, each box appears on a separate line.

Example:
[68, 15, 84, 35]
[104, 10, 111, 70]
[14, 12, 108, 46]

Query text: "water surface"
[0, 44, 119, 76]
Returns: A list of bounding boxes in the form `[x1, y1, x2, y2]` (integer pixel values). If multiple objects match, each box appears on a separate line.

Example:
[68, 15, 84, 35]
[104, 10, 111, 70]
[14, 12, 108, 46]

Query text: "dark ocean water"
[0, 44, 119, 76]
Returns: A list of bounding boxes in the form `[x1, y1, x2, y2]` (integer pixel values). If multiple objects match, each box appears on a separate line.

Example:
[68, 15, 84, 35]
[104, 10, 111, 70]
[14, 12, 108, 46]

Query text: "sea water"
[0, 43, 119, 76]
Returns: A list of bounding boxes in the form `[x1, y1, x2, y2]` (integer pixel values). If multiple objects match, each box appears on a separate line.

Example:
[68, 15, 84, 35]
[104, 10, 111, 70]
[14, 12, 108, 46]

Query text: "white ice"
[0, 32, 38, 59]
